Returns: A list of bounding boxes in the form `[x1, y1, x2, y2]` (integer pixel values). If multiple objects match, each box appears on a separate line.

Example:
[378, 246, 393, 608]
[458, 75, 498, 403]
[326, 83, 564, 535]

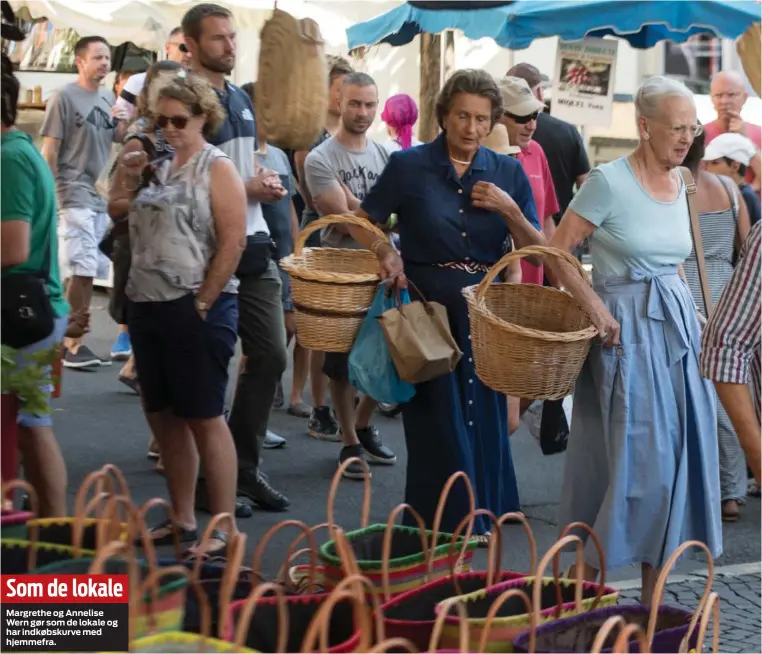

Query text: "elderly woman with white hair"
[547, 76, 722, 602]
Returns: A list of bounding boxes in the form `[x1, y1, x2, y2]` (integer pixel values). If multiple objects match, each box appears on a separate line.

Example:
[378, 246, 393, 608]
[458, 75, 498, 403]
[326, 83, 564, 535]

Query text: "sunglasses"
[504, 110, 540, 124]
[155, 114, 191, 130]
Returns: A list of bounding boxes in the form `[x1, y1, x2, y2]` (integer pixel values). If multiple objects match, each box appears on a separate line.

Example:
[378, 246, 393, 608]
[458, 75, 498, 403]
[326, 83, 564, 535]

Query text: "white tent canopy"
[10, 0, 352, 83]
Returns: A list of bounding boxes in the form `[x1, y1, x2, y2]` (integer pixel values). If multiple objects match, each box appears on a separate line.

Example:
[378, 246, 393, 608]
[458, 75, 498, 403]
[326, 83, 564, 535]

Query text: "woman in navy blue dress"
[344, 69, 546, 539]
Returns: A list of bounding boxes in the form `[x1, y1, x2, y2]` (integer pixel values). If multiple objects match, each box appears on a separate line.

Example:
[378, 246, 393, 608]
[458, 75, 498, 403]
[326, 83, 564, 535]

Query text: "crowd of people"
[1, 2, 760, 590]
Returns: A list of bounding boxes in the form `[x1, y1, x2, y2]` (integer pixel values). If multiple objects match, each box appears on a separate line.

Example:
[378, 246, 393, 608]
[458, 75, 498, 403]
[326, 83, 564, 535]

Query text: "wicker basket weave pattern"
[280, 214, 388, 353]
[463, 245, 598, 399]
[256, 9, 328, 150]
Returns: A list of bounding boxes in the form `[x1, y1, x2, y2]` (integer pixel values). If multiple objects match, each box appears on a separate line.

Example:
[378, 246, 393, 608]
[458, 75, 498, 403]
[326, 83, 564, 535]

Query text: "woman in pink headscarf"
[381, 93, 422, 154]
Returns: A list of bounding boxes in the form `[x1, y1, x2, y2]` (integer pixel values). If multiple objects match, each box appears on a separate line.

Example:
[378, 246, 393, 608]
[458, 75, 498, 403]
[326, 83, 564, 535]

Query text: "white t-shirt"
[114, 71, 147, 120]
[383, 137, 422, 154]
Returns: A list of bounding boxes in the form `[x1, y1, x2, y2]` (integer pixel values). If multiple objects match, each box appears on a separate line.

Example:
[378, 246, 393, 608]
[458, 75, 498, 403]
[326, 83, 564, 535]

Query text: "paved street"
[52, 293, 761, 586]
[616, 569, 761, 653]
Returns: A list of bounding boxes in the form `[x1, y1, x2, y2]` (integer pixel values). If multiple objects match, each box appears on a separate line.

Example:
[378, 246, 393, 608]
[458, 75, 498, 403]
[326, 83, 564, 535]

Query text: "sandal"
[182, 529, 228, 562]
[472, 532, 492, 548]
[138, 518, 198, 547]
[287, 402, 312, 418]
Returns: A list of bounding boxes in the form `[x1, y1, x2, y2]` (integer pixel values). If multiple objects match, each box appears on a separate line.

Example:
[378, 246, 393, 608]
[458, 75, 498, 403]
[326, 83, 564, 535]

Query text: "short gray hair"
[635, 75, 695, 119]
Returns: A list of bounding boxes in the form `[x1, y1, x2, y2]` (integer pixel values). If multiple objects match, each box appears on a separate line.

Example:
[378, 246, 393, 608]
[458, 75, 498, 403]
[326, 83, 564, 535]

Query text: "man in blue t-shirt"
[181, 3, 291, 519]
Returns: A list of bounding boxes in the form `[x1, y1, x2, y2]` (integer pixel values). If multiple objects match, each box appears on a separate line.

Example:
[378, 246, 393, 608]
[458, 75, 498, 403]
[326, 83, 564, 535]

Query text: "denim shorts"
[127, 292, 238, 420]
[16, 315, 68, 428]
[276, 263, 294, 312]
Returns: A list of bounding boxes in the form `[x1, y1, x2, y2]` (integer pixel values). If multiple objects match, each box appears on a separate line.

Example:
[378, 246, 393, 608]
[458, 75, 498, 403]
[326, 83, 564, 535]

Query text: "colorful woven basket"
[131, 630, 257, 652]
[512, 540, 717, 654]
[1, 479, 37, 539]
[2, 538, 97, 574]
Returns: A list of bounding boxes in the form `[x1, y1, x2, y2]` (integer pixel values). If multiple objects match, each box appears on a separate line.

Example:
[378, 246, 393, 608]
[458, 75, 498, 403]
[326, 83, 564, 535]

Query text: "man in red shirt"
[704, 70, 761, 194]
[497, 76, 559, 286]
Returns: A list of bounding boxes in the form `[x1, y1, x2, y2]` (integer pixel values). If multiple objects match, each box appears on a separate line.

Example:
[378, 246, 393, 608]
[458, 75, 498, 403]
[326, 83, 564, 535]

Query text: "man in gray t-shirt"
[303, 71, 396, 480]
[41, 35, 119, 369]
[305, 135, 389, 249]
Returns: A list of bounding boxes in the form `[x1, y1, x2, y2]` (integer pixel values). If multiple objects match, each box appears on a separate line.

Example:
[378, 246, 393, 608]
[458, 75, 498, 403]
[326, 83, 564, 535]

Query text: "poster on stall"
[551, 37, 618, 128]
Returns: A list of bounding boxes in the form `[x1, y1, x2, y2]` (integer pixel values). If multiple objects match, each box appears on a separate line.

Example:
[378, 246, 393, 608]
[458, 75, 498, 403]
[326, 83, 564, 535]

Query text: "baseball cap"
[702, 133, 757, 166]
[498, 76, 545, 117]
[506, 63, 549, 90]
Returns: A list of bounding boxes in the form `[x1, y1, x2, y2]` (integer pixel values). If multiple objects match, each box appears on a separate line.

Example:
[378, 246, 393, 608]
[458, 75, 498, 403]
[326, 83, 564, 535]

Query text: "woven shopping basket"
[1, 480, 36, 539]
[319, 466, 477, 600]
[280, 214, 389, 352]
[379, 509, 535, 651]
[463, 245, 598, 399]
[438, 527, 618, 653]
[511, 540, 718, 654]
[256, 8, 327, 150]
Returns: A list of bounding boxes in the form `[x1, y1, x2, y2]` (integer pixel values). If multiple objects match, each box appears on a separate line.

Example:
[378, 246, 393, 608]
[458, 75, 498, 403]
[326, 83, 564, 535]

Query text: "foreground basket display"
[462, 245, 598, 399]
[280, 214, 388, 352]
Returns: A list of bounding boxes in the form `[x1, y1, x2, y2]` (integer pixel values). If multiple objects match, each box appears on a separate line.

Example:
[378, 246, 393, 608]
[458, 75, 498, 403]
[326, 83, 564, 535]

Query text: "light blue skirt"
[559, 266, 723, 570]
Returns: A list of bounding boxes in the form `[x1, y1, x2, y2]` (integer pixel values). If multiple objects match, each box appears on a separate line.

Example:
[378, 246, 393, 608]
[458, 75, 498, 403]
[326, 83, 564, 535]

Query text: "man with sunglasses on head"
[181, 3, 291, 517]
[114, 27, 190, 122]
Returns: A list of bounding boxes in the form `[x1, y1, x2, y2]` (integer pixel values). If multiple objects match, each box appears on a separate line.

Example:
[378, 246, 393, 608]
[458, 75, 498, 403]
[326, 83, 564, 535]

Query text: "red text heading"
[0, 575, 129, 603]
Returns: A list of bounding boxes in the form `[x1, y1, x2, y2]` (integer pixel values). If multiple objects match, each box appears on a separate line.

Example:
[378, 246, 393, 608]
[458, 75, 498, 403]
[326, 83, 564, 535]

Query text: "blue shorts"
[277, 263, 294, 312]
[16, 315, 68, 428]
[127, 292, 238, 420]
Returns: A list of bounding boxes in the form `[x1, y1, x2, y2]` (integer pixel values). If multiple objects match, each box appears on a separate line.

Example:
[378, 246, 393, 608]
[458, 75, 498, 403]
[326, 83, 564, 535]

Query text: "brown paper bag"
[378, 285, 462, 384]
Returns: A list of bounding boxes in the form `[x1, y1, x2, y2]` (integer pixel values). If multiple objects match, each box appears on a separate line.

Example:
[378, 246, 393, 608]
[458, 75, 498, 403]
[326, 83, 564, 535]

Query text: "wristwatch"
[194, 297, 209, 313]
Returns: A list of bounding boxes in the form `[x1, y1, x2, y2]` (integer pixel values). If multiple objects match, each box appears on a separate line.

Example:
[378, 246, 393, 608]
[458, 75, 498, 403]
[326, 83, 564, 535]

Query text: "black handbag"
[1, 234, 55, 349]
[236, 232, 275, 278]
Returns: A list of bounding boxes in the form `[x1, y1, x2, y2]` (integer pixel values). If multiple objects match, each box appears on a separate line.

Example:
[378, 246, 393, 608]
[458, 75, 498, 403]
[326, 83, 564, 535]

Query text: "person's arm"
[304, 153, 353, 234]
[749, 150, 761, 194]
[40, 91, 67, 176]
[1, 221, 30, 268]
[1, 158, 37, 267]
[700, 225, 762, 482]
[196, 158, 247, 310]
[540, 152, 561, 286]
[573, 126, 591, 190]
[107, 138, 147, 221]
[504, 259, 522, 283]
[733, 183, 752, 249]
[244, 162, 287, 204]
[294, 149, 313, 208]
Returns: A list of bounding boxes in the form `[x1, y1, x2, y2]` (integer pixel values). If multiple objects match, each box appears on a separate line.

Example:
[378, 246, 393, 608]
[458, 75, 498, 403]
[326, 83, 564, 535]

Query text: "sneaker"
[356, 426, 397, 465]
[263, 431, 286, 449]
[338, 444, 371, 480]
[147, 438, 160, 460]
[307, 406, 339, 442]
[111, 332, 132, 360]
[62, 345, 101, 370]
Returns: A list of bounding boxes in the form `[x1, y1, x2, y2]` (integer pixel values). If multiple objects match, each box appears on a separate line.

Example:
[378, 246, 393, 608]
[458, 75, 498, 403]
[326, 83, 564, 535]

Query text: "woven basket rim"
[1, 537, 98, 556]
[318, 523, 476, 568]
[462, 285, 599, 343]
[280, 250, 381, 285]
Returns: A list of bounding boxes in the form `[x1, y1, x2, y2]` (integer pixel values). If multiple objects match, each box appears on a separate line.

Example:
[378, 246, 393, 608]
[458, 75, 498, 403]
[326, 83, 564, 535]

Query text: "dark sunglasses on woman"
[155, 114, 190, 130]
[504, 110, 540, 124]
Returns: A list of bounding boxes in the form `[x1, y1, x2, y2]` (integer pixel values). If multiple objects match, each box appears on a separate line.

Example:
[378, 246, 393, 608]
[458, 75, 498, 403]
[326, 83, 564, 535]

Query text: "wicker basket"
[280, 214, 388, 353]
[256, 9, 328, 150]
[462, 245, 598, 400]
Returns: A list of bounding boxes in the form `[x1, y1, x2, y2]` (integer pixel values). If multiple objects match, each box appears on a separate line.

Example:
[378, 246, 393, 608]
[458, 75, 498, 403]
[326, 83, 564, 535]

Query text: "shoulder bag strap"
[679, 167, 713, 318]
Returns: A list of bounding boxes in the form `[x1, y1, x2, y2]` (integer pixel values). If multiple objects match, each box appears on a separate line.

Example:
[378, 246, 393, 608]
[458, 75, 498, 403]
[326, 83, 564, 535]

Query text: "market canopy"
[346, 0, 762, 50]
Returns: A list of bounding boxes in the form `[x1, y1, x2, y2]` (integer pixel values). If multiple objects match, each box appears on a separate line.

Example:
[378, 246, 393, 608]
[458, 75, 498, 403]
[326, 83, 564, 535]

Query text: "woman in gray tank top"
[109, 70, 246, 558]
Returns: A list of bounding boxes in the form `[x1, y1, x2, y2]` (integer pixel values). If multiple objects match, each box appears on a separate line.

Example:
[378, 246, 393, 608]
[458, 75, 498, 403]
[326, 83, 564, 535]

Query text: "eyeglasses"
[666, 123, 704, 138]
[155, 114, 191, 129]
[178, 43, 189, 53]
[504, 110, 540, 124]
[711, 91, 741, 100]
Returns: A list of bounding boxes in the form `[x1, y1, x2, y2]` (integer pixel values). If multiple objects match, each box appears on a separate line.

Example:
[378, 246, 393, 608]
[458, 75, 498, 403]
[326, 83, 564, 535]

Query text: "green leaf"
[0, 344, 59, 416]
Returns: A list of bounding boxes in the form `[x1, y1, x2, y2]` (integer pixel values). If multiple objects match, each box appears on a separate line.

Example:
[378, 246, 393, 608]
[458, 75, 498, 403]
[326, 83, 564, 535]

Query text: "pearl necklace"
[450, 156, 472, 165]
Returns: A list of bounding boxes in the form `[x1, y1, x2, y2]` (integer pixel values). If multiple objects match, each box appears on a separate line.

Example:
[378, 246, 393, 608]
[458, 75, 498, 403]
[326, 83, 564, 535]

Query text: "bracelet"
[370, 239, 387, 255]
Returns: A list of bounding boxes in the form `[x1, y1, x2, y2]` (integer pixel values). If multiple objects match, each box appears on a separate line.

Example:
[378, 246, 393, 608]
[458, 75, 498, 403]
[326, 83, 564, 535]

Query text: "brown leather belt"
[434, 261, 491, 274]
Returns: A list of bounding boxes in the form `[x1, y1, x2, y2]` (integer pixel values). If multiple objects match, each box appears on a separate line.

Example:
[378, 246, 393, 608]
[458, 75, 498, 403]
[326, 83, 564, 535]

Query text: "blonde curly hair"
[148, 70, 225, 136]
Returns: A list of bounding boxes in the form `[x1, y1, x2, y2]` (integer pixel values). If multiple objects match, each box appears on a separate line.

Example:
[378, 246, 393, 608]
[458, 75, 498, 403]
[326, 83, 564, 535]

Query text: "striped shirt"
[700, 220, 761, 420]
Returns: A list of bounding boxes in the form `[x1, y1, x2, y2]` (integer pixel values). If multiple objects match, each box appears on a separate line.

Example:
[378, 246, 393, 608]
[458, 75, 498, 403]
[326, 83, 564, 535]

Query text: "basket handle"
[2, 479, 39, 571]
[612, 623, 650, 653]
[534, 534, 586, 617]
[324, 571, 385, 649]
[97, 494, 141, 552]
[217, 531, 248, 639]
[382, 503, 430, 602]
[136, 497, 184, 569]
[99, 464, 132, 501]
[478, 588, 535, 653]
[251, 519, 319, 592]
[192, 512, 238, 580]
[139, 565, 194, 639]
[429, 471, 476, 575]
[588, 615, 629, 653]
[691, 591, 720, 654]
[294, 213, 387, 256]
[326, 456, 371, 536]
[497, 511, 538, 578]
[233, 581, 289, 651]
[300, 576, 375, 653]
[448, 509, 500, 593]
[647, 540, 714, 649]
[558, 522, 607, 614]
[474, 245, 591, 303]
[429, 596, 470, 653]
[367, 638, 419, 652]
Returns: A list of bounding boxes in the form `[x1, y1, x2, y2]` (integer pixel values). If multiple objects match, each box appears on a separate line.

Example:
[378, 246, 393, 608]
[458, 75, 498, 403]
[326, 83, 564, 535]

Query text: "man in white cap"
[704, 132, 761, 226]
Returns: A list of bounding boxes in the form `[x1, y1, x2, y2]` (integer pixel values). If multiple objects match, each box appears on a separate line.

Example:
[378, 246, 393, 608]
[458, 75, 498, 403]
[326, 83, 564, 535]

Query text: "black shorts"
[322, 352, 350, 383]
[127, 292, 238, 420]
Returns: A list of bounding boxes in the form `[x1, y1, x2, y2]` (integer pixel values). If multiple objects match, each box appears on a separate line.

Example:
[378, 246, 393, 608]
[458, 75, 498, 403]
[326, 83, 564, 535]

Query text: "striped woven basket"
[437, 526, 618, 652]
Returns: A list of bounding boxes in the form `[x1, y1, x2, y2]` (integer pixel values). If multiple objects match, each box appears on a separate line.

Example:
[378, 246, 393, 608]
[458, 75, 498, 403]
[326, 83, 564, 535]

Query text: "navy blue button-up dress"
[362, 133, 540, 535]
